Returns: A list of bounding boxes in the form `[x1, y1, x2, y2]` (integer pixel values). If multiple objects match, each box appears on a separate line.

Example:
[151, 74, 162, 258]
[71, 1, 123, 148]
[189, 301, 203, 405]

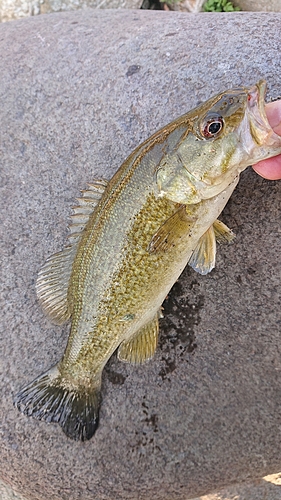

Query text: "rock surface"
[193, 475, 281, 500]
[2, 474, 281, 500]
[0, 9, 281, 500]
[1, 0, 281, 23]
[173, 0, 205, 13]
[195, 474, 281, 500]
[233, 0, 281, 11]
[0, 0, 142, 23]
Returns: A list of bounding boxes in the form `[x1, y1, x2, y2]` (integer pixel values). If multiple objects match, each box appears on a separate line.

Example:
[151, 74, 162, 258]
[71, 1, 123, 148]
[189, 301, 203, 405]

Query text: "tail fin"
[13, 365, 101, 441]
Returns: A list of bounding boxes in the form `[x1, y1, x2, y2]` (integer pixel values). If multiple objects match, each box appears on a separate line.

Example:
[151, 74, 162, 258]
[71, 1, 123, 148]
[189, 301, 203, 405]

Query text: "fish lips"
[247, 79, 281, 148]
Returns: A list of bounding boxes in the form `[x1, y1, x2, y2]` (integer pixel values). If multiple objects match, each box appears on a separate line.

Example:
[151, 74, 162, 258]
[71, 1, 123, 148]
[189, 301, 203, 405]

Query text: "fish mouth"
[247, 79, 281, 147]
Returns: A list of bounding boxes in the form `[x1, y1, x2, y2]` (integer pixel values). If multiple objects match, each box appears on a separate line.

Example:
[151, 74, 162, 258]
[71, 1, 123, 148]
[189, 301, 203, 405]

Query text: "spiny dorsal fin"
[148, 205, 194, 254]
[118, 315, 159, 364]
[213, 219, 235, 244]
[188, 225, 216, 275]
[68, 179, 108, 244]
[37, 178, 108, 324]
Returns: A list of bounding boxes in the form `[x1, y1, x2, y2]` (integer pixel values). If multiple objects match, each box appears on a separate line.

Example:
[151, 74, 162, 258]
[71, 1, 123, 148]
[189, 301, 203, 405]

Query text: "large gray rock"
[233, 0, 281, 11]
[0, 0, 142, 23]
[1, 9, 280, 500]
[196, 474, 281, 500]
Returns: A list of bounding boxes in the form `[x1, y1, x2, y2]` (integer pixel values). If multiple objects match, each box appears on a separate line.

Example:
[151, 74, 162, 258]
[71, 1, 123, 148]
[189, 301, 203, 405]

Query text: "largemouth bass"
[14, 80, 281, 441]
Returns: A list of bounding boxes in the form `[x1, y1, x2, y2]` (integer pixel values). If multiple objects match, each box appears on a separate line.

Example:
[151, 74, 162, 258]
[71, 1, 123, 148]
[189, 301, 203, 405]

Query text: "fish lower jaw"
[241, 134, 281, 166]
[198, 173, 239, 201]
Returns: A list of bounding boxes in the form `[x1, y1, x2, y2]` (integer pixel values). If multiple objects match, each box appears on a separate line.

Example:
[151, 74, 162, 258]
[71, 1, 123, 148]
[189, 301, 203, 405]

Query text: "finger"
[264, 100, 281, 135]
[252, 100, 281, 180]
[252, 155, 281, 180]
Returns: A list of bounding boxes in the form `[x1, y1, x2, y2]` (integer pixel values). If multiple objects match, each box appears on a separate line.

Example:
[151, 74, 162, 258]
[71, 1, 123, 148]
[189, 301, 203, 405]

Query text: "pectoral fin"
[118, 315, 159, 364]
[148, 205, 193, 254]
[188, 225, 216, 275]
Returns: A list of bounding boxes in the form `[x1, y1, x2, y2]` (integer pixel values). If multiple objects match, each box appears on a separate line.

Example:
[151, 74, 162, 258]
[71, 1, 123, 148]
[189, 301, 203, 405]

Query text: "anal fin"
[118, 315, 159, 364]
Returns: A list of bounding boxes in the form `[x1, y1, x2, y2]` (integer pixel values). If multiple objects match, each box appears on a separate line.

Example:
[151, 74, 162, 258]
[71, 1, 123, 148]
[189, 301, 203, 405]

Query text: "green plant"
[203, 0, 241, 11]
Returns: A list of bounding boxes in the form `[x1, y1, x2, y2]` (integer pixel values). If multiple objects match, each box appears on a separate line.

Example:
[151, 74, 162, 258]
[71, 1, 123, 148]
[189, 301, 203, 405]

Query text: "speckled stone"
[233, 0, 281, 11]
[1, 9, 281, 500]
[172, 0, 205, 13]
[0, 0, 142, 23]
[194, 474, 281, 500]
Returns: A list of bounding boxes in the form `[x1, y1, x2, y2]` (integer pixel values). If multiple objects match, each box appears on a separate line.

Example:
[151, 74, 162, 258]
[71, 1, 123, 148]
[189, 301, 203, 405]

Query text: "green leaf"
[203, 0, 241, 11]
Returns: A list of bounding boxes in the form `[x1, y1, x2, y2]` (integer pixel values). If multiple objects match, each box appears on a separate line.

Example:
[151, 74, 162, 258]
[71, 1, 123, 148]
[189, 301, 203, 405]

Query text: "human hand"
[252, 99, 281, 180]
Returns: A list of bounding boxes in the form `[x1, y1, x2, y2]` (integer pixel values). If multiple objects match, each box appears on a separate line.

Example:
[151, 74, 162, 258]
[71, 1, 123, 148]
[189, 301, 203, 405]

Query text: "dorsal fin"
[36, 178, 108, 324]
[68, 179, 108, 244]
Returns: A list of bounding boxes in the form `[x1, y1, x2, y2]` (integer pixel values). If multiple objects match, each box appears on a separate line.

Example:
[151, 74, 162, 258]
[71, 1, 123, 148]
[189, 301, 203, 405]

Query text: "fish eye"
[201, 115, 224, 139]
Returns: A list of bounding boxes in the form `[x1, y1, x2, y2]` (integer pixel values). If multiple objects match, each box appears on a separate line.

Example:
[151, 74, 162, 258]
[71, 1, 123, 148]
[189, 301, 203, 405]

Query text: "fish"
[14, 80, 281, 441]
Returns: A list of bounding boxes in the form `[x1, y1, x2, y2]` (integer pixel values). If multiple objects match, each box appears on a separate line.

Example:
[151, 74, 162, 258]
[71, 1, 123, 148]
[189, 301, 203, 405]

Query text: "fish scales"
[14, 80, 281, 440]
[65, 143, 175, 368]
[65, 128, 225, 375]
[64, 127, 188, 367]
